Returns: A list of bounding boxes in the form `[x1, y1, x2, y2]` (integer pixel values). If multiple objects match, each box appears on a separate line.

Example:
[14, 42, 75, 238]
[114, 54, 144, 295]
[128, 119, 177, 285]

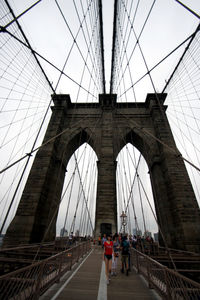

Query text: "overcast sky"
[8, 0, 200, 99]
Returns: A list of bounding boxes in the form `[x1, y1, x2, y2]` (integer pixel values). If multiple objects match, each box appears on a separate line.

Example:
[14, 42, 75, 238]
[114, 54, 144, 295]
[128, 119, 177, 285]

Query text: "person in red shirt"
[103, 235, 113, 284]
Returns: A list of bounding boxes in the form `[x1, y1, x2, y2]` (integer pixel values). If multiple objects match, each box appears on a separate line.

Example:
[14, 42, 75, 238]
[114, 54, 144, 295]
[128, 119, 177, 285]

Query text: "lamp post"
[120, 211, 127, 234]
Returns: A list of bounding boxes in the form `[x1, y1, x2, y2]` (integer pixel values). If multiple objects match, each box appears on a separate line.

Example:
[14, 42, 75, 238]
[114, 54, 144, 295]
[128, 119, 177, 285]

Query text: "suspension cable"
[117, 110, 200, 172]
[0, 113, 98, 174]
[4, 0, 42, 30]
[121, 139, 177, 270]
[175, 0, 200, 19]
[110, 0, 118, 93]
[98, 0, 106, 93]
[163, 24, 200, 92]
[0, 28, 97, 98]
[119, 27, 200, 97]
[4, 0, 55, 94]
[73, 153, 94, 234]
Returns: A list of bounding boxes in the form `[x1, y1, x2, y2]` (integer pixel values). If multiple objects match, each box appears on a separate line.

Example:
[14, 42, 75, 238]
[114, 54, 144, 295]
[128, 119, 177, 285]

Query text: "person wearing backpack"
[120, 234, 130, 276]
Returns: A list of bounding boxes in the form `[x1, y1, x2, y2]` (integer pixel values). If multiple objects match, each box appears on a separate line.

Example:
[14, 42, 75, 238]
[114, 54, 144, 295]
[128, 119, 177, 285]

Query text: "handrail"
[0, 240, 91, 300]
[135, 240, 200, 258]
[157, 246, 200, 256]
[0, 242, 55, 252]
[131, 248, 200, 299]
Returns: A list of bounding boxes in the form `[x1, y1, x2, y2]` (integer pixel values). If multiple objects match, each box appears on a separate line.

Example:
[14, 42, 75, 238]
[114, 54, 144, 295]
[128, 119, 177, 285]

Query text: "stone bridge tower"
[4, 93, 200, 252]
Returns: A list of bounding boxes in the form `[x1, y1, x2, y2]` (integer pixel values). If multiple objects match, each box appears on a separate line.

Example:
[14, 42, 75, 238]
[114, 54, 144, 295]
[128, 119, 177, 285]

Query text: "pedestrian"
[103, 234, 113, 284]
[112, 234, 120, 276]
[69, 232, 73, 246]
[98, 235, 101, 246]
[102, 233, 107, 248]
[128, 235, 132, 271]
[132, 235, 137, 249]
[120, 234, 130, 276]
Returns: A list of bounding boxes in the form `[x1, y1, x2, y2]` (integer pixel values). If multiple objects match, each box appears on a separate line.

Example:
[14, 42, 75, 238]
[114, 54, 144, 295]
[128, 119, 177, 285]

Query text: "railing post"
[85, 241, 87, 254]
[80, 243, 82, 259]
[147, 257, 153, 289]
[76, 244, 80, 262]
[33, 261, 45, 300]
[79, 243, 82, 258]
[69, 248, 73, 270]
[164, 268, 171, 299]
[81, 243, 84, 258]
[56, 252, 64, 283]
[136, 250, 140, 274]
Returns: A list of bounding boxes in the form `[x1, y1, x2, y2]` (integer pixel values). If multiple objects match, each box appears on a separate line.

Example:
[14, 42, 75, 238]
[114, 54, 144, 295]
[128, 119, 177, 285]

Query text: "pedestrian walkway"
[40, 246, 161, 300]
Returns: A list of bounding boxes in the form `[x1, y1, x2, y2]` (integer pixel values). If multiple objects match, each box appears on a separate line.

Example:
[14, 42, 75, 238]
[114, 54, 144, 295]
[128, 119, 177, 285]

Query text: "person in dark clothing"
[120, 234, 130, 276]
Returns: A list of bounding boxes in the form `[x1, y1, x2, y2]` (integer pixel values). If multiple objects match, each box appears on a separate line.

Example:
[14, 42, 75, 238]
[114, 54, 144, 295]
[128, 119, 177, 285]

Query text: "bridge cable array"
[0, 1, 200, 265]
[0, 0, 105, 237]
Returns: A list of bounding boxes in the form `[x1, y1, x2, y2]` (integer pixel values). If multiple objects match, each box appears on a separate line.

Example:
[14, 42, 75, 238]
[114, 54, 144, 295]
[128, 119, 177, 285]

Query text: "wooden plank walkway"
[40, 245, 161, 300]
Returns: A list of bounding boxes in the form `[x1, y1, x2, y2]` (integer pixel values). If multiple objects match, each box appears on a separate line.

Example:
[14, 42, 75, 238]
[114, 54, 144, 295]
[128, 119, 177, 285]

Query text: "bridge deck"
[40, 246, 160, 300]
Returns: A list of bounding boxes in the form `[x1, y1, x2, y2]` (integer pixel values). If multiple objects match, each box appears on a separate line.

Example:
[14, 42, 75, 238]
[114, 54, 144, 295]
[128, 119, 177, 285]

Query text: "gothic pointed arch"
[57, 141, 98, 238]
[4, 94, 200, 252]
[58, 127, 98, 168]
[115, 128, 153, 167]
[116, 143, 157, 236]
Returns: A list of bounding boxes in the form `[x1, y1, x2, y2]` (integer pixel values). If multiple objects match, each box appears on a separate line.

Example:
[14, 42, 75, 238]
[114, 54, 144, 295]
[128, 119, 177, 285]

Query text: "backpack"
[122, 240, 129, 254]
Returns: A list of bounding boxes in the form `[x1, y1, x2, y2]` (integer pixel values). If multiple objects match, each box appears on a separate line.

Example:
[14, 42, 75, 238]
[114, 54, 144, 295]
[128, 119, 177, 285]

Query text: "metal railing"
[0, 240, 91, 300]
[131, 248, 200, 299]
[134, 240, 200, 258]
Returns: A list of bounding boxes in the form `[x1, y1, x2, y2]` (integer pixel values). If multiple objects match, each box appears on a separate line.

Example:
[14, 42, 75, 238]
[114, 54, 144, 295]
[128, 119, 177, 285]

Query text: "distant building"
[60, 228, 68, 237]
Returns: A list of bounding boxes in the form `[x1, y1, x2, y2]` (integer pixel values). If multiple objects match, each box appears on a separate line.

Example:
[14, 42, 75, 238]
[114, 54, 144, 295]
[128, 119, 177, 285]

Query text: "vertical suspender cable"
[162, 24, 200, 93]
[4, 0, 55, 94]
[98, 0, 106, 93]
[175, 0, 200, 19]
[4, 0, 42, 30]
[0, 1, 55, 235]
[110, 0, 118, 94]
[137, 174, 147, 235]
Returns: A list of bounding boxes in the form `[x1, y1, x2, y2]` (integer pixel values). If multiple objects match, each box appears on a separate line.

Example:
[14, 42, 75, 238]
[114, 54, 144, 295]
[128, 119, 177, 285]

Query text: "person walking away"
[69, 232, 73, 246]
[132, 235, 137, 249]
[103, 235, 113, 284]
[102, 234, 107, 248]
[120, 234, 130, 276]
[128, 235, 132, 271]
[98, 235, 101, 246]
[112, 234, 120, 276]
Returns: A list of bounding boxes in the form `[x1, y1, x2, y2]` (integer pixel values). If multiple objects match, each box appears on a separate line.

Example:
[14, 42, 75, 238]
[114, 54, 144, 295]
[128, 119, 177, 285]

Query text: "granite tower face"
[4, 93, 200, 252]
